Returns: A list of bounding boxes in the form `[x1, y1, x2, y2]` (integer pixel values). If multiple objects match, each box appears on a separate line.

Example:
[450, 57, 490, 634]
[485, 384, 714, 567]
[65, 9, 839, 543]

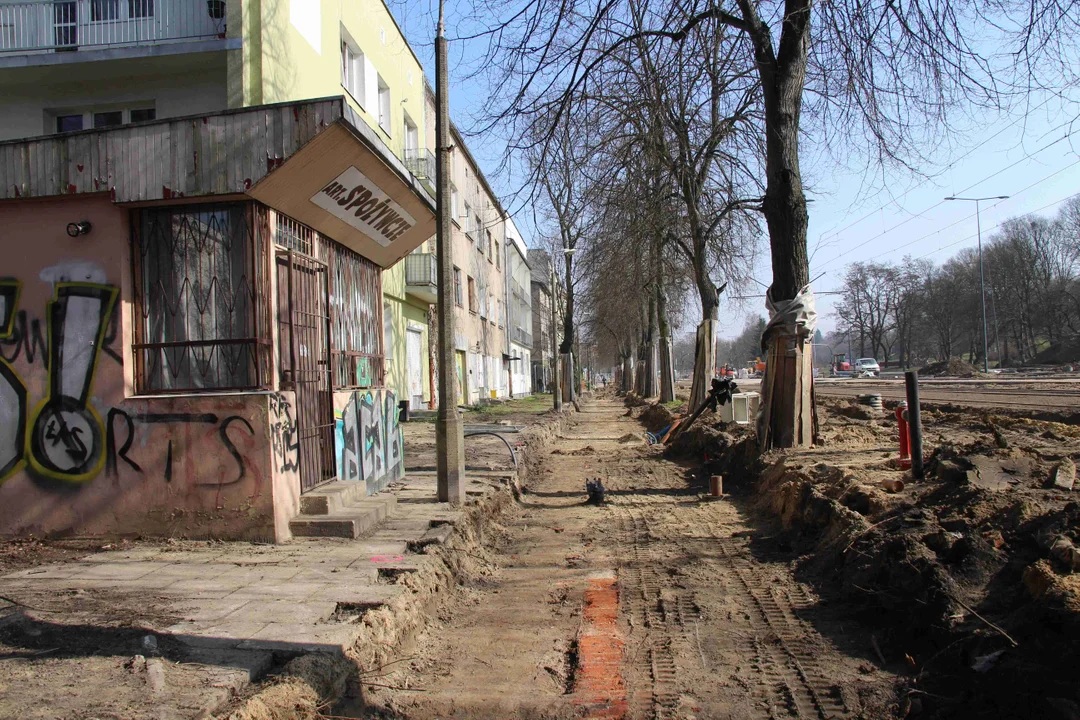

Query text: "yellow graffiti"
[0, 281, 119, 483]
[0, 279, 27, 483]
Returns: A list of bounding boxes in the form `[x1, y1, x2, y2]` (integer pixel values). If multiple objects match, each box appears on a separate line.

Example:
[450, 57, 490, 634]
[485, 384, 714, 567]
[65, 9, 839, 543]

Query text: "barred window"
[133, 203, 268, 392]
[324, 237, 383, 389]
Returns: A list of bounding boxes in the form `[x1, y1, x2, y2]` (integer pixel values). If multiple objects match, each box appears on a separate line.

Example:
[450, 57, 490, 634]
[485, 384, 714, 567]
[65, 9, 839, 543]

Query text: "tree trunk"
[742, 0, 814, 449]
[644, 292, 659, 398]
[657, 276, 675, 403]
[688, 249, 720, 410]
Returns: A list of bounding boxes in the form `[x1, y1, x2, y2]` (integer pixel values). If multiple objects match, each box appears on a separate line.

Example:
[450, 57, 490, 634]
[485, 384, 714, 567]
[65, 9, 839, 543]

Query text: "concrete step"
[299, 482, 396, 516]
[289, 497, 397, 539]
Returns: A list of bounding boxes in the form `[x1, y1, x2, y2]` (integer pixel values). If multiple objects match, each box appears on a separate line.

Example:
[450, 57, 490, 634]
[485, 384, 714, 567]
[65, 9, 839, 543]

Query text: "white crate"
[721, 392, 760, 425]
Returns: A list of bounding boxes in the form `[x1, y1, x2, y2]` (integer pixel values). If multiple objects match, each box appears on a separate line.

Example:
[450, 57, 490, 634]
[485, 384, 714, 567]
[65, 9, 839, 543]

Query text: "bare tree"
[459, 0, 1078, 446]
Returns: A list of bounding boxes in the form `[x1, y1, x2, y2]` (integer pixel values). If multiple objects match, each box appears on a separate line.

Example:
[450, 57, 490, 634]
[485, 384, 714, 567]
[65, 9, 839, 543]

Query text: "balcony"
[511, 326, 532, 348]
[404, 252, 437, 304]
[0, 0, 226, 58]
[404, 148, 434, 194]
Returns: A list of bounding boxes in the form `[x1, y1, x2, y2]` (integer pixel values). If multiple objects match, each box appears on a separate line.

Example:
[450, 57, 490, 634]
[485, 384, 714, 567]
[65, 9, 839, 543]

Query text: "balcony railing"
[404, 252, 437, 303]
[511, 326, 532, 347]
[0, 0, 225, 55]
[404, 147, 433, 179]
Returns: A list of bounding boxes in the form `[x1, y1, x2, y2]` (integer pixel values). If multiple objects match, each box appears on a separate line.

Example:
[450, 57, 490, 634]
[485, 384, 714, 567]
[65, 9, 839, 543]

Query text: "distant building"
[505, 220, 532, 397]
[528, 249, 554, 392]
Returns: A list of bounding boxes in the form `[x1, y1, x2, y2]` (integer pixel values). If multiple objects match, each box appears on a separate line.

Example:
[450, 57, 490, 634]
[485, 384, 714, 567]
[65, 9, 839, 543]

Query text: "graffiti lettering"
[0, 282, 118, 483]
[219, 416, 254, 485]
[0, 311, 48, 366]
[103, 408, 252, 485]
[333, 388, 404, 496]
[269, 393, 299, 474]
[25, 283, 119, 481]
[0, 280, 27, 481]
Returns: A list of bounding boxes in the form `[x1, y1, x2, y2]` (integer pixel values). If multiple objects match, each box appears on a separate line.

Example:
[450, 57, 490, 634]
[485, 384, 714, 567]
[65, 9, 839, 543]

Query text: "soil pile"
[921, 358, 981, 377]
[726, 398, 1080, 718]
[639, 402, 676, 433]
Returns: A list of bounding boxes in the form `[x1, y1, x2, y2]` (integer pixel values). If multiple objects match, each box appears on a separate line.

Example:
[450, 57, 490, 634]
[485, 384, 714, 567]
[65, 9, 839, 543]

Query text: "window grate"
[132, 203, 269, 393]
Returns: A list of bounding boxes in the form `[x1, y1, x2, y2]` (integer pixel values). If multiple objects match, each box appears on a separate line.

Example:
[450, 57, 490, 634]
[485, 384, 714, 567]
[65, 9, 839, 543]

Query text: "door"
[276, 249, 336, 493]
[406, 328, 423, 409]
[455, 350, 466, 406]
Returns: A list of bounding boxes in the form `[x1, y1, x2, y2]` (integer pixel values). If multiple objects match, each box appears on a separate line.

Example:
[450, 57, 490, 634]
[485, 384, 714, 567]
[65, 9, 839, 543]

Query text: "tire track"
[717, 538, 848, 719]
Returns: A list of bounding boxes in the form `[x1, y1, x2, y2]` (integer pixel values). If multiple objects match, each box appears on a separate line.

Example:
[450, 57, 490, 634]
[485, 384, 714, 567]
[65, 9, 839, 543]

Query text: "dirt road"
[748, 378, 1080, 414]
[361, 397, 899, 719]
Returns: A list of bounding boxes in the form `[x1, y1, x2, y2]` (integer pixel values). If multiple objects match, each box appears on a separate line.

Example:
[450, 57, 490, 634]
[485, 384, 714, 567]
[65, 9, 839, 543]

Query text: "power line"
[811, 123, 1080, 272]
[912, 185, 1080, 262]
[811, 94, 1064, 250]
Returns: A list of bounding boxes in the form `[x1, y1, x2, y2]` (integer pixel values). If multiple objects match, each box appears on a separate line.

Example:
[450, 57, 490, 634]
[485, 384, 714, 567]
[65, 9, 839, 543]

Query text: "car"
[852, 358, 880, 377]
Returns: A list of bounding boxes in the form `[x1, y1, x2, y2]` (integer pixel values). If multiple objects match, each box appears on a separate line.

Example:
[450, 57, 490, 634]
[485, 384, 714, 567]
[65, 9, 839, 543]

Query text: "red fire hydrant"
[896, 400, 911, 469]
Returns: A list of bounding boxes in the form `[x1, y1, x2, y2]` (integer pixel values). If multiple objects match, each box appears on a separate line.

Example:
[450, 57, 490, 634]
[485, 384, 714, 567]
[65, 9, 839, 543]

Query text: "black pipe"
[463, 431, 519, 467]
[905, 370, 924, 479]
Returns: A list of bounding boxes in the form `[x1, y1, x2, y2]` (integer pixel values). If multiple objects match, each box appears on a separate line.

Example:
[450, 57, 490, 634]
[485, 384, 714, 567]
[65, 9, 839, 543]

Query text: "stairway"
[289, 481, 398, 539]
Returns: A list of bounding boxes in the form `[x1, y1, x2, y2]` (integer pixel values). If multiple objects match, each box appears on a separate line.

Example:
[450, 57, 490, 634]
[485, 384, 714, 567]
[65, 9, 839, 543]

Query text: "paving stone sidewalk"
[0, 471, 512, 658]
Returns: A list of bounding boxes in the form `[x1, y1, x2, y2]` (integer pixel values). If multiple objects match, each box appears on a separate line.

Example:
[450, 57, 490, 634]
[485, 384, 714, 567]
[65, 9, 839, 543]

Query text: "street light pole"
[945, 195, 1009, 374]
[434, 1, 465, 504]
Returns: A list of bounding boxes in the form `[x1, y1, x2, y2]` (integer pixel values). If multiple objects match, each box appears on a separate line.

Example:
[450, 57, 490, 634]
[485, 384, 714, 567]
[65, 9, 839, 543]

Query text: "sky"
[384, 0, 1080, 341]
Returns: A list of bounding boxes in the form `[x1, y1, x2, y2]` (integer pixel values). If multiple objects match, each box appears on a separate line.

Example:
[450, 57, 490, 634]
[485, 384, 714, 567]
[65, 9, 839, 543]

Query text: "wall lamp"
[66, 221, 92, 237]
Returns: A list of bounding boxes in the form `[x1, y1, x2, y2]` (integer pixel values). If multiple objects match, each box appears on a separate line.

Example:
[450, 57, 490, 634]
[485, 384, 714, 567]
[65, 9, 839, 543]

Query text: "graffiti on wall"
[104, 409, 258, 487]
[268, 392, 299, 474]
[0, 279, 119, 483]
[334, 388, 404, 495]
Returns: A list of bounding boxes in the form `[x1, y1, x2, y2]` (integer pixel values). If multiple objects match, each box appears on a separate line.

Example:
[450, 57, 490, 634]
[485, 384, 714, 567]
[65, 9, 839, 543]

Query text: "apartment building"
[505, 219, 532, 398]
[0, 0, 442, 540]
[0, 0, 436, 407]
[528, 249, 555, 393]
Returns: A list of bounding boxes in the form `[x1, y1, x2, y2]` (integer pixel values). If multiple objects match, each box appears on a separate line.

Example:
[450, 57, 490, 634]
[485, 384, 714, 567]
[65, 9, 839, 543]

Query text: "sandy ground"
[359, 397, 900, 719]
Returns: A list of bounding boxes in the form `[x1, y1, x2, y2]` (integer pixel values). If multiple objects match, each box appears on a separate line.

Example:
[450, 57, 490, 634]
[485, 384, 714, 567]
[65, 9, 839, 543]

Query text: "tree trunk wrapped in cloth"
[757, 286, 818, 449]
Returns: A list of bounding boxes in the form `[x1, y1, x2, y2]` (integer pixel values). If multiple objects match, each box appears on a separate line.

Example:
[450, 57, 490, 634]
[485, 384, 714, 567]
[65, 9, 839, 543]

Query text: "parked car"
[852, 358, 880, 377]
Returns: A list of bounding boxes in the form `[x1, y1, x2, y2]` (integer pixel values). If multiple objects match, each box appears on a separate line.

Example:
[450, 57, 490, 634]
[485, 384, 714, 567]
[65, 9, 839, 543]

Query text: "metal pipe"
[905, 370, 923, 479]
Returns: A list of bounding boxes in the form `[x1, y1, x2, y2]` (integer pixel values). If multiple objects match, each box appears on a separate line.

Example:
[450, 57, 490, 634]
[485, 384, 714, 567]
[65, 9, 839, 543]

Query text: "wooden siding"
[0, 98, 344, 202]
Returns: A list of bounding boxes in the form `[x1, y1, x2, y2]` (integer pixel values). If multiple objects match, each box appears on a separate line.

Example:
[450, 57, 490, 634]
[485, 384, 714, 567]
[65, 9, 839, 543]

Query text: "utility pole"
[945, 195, 1009, 373]
[550, 258, 561, 410]
[435, 2, 465, 504]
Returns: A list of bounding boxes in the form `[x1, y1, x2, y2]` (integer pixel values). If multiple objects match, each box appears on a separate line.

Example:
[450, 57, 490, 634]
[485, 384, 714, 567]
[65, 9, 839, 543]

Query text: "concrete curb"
[214, 405, 580, 719]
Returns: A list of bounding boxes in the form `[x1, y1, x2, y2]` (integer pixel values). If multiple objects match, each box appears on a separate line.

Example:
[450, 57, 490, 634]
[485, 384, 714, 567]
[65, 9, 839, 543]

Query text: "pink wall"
[0, 196, 299, 542]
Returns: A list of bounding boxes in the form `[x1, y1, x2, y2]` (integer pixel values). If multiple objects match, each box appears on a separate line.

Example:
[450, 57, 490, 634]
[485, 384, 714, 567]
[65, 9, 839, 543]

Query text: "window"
[130, 107, 156, 123]
[480, 287, 487, 319]
[463, 202, 472, 238]
[451, 185, 460, 225]
[378, 76, 391, 132]
[129, 0, 153, 17]
[454, 267, 463, 307]
[91, 0, 119, 21]
[403, 113, 418, 155]
[324, 236, 382, 389]
[93, 111, 122, 128]
[468, 277, 477, 313]
[383, 300, 394, 360]
[134, 204, 265, 392]
[475, 214, 483, 250]
[495, 240, 501, 269]
[486, 230, 493, 262]
[341, 41, 365, 103]
[56, 114, 83, 133]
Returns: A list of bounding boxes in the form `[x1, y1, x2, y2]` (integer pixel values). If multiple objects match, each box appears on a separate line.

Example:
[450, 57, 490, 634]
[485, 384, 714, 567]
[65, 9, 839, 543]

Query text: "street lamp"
[944, 195, 1009, 373]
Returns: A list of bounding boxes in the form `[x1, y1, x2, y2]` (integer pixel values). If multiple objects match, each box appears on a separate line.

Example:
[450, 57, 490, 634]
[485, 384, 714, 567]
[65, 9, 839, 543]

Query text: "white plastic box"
[721, 392, 760, 425]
